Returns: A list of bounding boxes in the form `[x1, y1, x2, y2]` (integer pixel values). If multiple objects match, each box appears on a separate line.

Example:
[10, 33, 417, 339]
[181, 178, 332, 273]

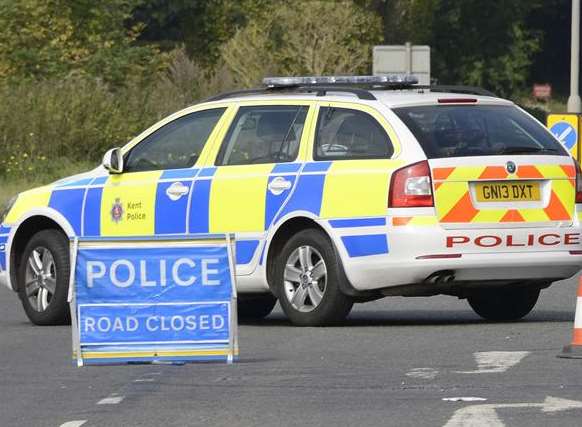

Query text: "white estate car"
[1, 75, 581, 326]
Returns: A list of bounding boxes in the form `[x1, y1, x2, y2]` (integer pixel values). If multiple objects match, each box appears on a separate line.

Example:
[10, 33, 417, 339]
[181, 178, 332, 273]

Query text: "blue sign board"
[69, 236, 238, 366]
[550, 121, 577, 150]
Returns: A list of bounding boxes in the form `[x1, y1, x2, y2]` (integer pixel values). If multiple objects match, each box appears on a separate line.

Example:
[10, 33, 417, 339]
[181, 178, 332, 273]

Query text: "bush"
[0, 49, 238, 182]
[0, 78, 147, 178]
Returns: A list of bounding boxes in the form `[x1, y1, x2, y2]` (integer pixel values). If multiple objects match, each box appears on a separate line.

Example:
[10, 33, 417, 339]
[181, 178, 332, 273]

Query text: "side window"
[314, 107, 394, 160]
[216, 105, 308, 166]
[124, 108, 225, 173]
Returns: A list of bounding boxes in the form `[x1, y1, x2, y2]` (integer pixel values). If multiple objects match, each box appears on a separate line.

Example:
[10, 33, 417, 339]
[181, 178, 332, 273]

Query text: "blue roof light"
[263, 75, 419, 87]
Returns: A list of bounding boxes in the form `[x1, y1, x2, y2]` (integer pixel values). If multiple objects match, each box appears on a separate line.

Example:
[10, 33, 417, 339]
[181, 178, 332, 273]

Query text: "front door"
[208, 103, 312, 271]
[94, 107, 227, 238]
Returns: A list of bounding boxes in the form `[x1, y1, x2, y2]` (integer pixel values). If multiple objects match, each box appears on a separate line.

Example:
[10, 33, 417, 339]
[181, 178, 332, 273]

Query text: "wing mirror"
[102, 148, 124, 174]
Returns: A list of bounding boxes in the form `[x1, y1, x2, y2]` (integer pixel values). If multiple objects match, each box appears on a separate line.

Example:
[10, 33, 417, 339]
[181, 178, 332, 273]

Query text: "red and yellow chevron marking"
[432, 164, 575, 224]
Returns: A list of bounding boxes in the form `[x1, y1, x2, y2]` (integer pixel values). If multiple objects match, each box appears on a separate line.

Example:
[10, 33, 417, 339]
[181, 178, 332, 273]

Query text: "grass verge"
[0, 160, 96, 208]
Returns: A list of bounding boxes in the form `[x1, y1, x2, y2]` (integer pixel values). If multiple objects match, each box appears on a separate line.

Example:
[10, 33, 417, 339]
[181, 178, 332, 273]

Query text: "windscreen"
[393, 105, 567, 159]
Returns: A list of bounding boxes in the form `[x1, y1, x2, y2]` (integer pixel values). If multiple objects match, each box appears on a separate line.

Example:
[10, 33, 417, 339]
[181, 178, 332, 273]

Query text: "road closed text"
[78, 303, 230, 343]
[83, 313, 225, 333]
[446, 233, 582, 248]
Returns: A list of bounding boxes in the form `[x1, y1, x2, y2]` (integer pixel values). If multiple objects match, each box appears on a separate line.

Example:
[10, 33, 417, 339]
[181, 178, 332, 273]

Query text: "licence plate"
[475, 181, 541, 202]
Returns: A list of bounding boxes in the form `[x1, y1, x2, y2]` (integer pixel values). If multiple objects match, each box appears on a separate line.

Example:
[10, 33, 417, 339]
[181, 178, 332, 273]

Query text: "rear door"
[394, 103, 576, 229]
[313, 102, 404, 221]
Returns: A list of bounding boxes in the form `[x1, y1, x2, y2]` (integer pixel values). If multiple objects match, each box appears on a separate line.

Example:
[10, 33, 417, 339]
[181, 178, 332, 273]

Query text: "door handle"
[166, 181, 190, 201]
[268, 176, 292, 196]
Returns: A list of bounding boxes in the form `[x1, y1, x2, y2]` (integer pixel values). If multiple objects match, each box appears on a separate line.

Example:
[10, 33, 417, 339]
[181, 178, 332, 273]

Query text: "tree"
[430, 0, 540, 97]
[0, 0, 161, 85]
[359, 0, 542, 98]
[221, 1, 383, 87]
[133, 0, 270, 66]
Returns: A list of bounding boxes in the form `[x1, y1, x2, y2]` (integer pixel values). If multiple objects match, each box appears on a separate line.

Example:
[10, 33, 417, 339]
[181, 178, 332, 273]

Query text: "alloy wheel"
[283, 245, 327, 312]
[24, 247, 57, 312]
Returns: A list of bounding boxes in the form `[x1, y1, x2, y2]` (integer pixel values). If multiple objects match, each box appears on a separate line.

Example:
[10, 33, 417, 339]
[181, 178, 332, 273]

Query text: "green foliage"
[0, 50, 235, 182]
[0, 0, 163, 85]
[0, 160, 95, 207]
[428, 0, 541, 96]
[221, 1, 383, 87]
[134, 0, 270, 66]
[0, 0, 565, 200]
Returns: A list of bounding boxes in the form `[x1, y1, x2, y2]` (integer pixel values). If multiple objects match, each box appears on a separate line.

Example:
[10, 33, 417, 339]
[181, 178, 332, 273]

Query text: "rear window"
[393, 105, 567, 159]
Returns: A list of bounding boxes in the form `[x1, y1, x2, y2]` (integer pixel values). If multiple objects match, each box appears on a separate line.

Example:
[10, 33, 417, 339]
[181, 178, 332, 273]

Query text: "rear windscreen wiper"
[499, 146, 560, 155]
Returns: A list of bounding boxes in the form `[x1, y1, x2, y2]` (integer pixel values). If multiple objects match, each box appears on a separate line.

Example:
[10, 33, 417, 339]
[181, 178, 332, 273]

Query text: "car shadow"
[240, 309, 574, 327]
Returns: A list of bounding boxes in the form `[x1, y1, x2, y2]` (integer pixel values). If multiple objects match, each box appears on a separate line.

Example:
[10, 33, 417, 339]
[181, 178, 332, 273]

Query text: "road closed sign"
[68, 235, 238, 366]
[547, 114, 580, 160]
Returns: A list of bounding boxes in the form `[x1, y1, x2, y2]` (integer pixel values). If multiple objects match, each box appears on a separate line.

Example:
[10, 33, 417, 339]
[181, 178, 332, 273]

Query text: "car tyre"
[468, 287, 540, 322]
[274, 228, 353, 326]
[18, 229, 71, 326]
[237, 294, 277, 321]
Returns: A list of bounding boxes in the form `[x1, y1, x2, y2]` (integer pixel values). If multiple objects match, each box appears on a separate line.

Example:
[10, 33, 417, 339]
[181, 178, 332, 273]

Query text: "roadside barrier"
[558, 276, 582, 359]
[68, 234, 238, 366]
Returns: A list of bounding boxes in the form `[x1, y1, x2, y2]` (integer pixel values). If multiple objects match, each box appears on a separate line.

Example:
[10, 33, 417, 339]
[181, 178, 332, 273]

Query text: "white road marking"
[97, 394, 125, 405]
[134, 378, 155, 383]
[59, 421, 87, 427]
[558, 127, 573, 142]
[443, 396, 582, 427]
[406, 367, 439, 380]
[455, 351, 530, 374]
[443, 397, 487, 402]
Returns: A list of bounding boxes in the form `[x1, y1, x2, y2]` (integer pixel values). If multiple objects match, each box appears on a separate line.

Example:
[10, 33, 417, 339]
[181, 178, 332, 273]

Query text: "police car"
[1, 75, 581, 327]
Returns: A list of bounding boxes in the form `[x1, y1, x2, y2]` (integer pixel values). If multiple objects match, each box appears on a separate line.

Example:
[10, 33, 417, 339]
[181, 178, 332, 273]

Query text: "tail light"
[575, 160, 582, 203]
[389, 160, 434, 208]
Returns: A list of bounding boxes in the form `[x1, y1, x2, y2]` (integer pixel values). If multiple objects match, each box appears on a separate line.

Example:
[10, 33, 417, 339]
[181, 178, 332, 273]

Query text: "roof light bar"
[262, 75, 419, 88]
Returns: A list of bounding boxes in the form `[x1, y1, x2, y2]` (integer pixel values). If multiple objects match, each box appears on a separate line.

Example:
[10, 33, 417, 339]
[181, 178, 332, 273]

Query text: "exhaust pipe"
[424, 270, 456, 284]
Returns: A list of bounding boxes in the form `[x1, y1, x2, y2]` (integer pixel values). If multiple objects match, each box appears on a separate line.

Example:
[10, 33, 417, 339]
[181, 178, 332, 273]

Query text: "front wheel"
[468, 287, 540, 322]
[274, 228, 353, 326]
[18, 229, 71, 325]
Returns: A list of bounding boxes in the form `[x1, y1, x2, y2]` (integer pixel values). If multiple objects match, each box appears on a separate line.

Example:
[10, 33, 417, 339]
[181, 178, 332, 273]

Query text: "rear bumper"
[335, 224, 582, 291]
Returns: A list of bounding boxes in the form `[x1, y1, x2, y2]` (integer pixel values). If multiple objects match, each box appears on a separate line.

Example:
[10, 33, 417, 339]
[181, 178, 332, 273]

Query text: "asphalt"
[1, 275, 582, 427]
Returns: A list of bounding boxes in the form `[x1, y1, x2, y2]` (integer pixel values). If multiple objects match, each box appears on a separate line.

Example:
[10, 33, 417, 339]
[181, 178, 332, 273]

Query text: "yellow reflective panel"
[551, 179, 575, 216]
[4, 186, 52, 224]
[100, 171, 161, 236]
[320, 159, 402, 218]
[435, 182, 467, 220]
[209, 164, 272, 233]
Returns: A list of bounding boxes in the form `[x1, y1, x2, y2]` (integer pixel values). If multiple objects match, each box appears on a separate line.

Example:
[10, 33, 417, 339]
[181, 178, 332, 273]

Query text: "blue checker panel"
[56, 177, 94, 188]
[92, 176, 108, 185]
[49, 189, 85, 234]
[155, 181, 192, 234]
[272, 163, 302, 174]
[189, 179, 212, 233]
[341, 234, 388, 257]
[265, 175, 297, 228]
[329, 218, 386, 228]
[275, 174, 326, 221]
[199, 167, 216, 178]
[235, 240, 260, 265]
[303, 162, 332, 173]
[83, 187, 103, 236]
[0, 235, 7, 270]
[161, 169, 198, 180]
